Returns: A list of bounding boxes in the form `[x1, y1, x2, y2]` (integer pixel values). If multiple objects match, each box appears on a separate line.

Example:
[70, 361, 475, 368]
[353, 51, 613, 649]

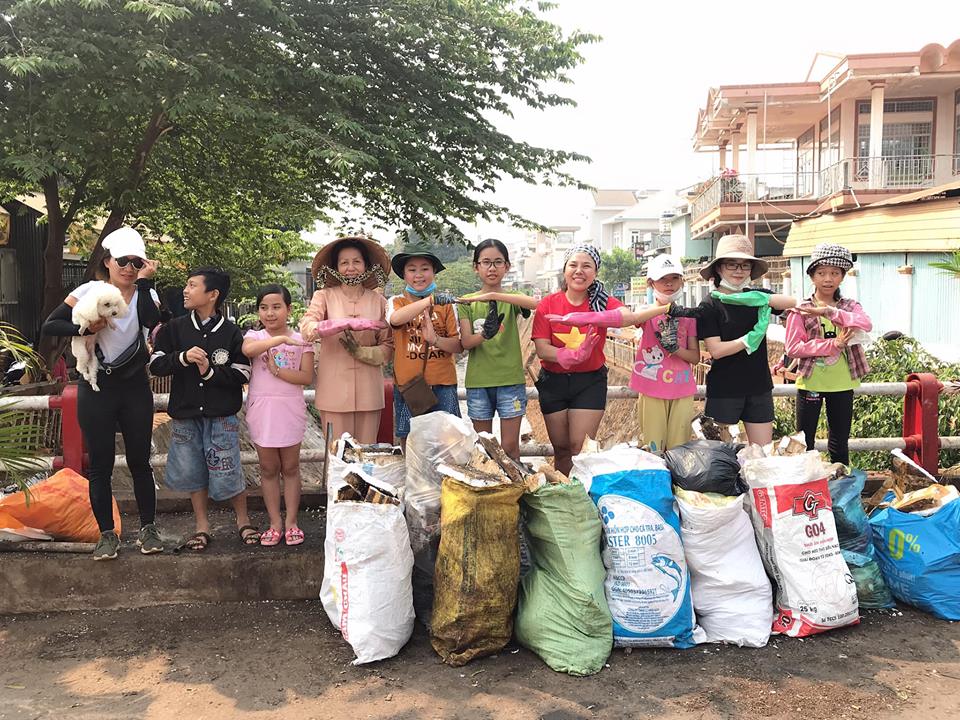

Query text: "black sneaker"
[93, 531, 120, 561]
[137, 523, 164, 555]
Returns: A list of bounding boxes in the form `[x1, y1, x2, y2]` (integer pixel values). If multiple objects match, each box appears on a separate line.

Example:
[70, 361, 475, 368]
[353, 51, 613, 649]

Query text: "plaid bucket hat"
[806, 243, 854, 275]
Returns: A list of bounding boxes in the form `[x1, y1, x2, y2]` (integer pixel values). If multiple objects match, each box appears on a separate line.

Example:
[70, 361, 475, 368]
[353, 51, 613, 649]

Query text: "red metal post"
[49, 384, 86, 474]
[902, 372, 942, 476]
[378, 379, 395, 444]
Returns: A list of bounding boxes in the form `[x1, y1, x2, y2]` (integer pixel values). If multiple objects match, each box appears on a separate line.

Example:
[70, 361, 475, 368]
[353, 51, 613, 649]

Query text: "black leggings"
[77, 373, 156, 532]
[796, 389, 854, 465]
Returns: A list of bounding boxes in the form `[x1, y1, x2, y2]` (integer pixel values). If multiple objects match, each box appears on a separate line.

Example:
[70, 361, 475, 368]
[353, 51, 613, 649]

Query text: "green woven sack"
[515, 481, 613, 676]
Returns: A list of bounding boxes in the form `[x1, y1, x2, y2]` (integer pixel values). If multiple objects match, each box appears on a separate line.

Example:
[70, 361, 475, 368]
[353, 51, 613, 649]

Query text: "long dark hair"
[472, 238, 510, 265]
[256, 283, 292, 307]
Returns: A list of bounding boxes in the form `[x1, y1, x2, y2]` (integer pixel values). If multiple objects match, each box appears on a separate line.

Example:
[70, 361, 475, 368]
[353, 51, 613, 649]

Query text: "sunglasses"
[115, 256, 145, 269]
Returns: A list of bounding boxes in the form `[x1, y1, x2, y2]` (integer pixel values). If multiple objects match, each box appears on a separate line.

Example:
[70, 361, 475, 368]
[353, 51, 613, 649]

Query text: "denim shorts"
[466, 384, 527, 421]
[393, 384, 461, 438]
[165, 415, 245, 501]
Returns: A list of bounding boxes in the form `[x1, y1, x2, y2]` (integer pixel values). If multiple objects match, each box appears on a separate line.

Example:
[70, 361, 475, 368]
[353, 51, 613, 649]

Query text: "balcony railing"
[692, 154, 960, 222]
[691, 171, 817, 221]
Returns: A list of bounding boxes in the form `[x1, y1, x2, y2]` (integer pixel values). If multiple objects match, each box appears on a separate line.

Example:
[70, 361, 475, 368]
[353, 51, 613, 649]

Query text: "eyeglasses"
[115, 256, 145, 270]
[721, 261, 752, 272]
[477, 259, 506, 269]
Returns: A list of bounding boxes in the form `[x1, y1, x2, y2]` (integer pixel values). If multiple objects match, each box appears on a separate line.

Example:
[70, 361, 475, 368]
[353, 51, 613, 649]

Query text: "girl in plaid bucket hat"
[785, 243, 872, 464]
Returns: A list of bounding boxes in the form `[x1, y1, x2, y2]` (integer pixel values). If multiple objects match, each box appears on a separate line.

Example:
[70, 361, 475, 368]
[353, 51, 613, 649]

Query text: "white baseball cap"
[647, 254, 684, 281]
[101, 227, 146, 260]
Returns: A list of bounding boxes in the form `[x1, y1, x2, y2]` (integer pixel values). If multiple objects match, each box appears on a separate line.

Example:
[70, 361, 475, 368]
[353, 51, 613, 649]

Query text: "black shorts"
[535, 367, 608, 415]
[704, 390, 774, 425]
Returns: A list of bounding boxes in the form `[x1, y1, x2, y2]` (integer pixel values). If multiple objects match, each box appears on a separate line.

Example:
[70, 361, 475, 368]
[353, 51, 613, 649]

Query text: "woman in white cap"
[299, 236, 391, 444]
[42, 227, 162, 560]
[690, 234, 798, 446]
[533, 244, 670, 474]
[785, 243, 872, 464]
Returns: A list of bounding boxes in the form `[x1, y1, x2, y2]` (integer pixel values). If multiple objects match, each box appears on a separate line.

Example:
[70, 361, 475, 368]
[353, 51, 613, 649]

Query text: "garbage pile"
[318, 413, 960, 671]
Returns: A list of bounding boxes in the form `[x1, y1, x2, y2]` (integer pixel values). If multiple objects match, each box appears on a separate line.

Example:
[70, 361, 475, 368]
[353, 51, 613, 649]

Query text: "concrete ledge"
[0, 510, 324, 615]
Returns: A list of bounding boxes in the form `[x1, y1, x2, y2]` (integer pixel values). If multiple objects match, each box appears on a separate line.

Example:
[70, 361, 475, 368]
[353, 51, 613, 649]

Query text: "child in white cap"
[628, 255, 700, 453]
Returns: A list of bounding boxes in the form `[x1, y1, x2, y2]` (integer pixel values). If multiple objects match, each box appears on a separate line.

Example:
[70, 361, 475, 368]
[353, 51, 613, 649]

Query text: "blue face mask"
[405, 281, 437, 298]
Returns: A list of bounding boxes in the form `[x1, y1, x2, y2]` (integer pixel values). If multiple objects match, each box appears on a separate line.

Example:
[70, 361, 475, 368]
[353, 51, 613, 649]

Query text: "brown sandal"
[238, 525, 261, 545]
[173, 531, 212, 554]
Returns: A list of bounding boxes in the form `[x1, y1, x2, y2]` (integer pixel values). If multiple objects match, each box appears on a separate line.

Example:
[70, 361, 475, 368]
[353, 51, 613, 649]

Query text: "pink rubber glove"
[308, 318, 354, 338]
[346, 318, 386, 332]
[554, 328, 602, 370]
[545, 309, 623, 328]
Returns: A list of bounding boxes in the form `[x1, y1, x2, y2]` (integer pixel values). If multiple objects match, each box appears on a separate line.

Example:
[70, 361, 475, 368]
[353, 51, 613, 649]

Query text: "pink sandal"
[284, 526, 305, 546]
[260, 527, 283, 547]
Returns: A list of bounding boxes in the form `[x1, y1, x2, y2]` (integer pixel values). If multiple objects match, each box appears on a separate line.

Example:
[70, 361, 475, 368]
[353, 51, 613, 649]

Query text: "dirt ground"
[1, 601, 958, 720]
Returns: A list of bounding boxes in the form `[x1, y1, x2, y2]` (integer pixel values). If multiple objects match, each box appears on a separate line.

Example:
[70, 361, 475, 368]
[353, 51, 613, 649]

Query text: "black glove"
[432, 292, 457, 306]
[655, 317, 680, 353]
[667, 303, 699, 319]
[480, 301, 505, 340]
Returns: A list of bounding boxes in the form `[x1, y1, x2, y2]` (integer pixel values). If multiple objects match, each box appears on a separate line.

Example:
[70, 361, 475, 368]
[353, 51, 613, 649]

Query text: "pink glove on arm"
[346, 318, 386, 332]
[306, 317, 385, 339]
[554, 328, 602, 370]
[545, 309, 623, 328]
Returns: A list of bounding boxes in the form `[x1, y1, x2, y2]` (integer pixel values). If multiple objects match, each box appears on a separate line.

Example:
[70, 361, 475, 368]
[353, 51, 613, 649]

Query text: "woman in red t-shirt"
[532, 245, 669, 474]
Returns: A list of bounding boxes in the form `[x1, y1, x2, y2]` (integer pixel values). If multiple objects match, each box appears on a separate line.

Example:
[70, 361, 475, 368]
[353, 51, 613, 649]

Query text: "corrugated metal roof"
[785, 196, 960, 257]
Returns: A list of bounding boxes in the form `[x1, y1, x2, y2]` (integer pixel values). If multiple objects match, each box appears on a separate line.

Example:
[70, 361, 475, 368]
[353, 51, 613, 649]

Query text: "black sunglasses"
[115, 256, 145, 269]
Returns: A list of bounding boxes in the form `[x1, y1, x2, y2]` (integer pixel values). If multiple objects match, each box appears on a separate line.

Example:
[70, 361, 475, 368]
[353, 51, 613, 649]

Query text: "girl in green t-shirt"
[457, 239, 539, 460]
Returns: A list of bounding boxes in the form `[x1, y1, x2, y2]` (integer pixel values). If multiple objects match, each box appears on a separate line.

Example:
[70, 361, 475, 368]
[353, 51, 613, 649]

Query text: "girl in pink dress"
[242, 284, 315, 546]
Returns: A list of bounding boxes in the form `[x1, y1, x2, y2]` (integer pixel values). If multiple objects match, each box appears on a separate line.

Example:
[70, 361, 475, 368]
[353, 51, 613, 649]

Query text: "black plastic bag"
[664, 440, 746, 495]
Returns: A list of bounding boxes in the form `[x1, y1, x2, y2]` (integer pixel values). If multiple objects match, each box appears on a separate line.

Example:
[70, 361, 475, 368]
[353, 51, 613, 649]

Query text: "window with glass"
[856, 99, 934, 185]
[818, 107, 841, 171]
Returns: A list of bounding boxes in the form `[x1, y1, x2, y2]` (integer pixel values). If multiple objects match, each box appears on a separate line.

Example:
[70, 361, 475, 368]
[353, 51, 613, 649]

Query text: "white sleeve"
[68, 280, 102, 302]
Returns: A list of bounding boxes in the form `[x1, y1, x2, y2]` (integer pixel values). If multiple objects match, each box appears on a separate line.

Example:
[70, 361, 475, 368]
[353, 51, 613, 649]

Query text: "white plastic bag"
[741, 450, 859, 637]
[675, 488, 773, 647]
[570, 444, 666, 494]
[403, 412, 479, 624]
[320, 475, 415, 664]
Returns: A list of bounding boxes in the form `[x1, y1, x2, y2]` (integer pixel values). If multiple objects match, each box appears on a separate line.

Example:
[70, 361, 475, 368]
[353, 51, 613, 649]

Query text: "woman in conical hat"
[299, 236, 393, 444]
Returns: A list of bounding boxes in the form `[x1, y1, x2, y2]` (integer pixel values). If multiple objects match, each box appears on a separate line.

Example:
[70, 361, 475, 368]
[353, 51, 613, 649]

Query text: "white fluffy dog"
[72, 283, 129, 391]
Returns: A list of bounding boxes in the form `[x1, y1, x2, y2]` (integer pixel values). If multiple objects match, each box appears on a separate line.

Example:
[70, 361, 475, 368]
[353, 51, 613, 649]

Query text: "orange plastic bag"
[0, 468, 121, 542]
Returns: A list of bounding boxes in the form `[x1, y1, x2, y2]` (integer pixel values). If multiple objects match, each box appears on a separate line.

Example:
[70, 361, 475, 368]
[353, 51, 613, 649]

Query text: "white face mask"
[653, 288, 684, 304]
[719, 277, 749, 292]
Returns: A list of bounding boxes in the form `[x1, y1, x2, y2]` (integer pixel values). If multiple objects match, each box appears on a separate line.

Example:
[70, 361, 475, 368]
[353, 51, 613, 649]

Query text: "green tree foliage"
[850, 337, 960, 470]
[930, 251, 960, 280]
[599, 248, 641, 294]
[0, 0, 593, 354]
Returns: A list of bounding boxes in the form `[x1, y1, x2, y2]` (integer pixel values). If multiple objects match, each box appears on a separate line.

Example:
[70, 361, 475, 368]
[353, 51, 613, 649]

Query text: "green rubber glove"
[710, 290, 771, 355]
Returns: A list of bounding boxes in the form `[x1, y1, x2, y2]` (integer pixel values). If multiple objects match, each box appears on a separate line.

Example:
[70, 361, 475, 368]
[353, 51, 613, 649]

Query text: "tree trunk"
[83, 108, 172, 282]
[37, 176, 68, 373]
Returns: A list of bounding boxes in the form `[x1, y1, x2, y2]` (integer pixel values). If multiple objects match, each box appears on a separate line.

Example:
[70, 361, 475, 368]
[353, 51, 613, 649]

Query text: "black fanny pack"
[95, 333, 148, 380]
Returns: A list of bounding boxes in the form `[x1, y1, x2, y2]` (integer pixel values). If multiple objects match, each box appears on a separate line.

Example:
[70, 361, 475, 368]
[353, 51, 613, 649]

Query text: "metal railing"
[2, 375, 954, 475]
[818, 154, 960, 195]
[691, 171, 818, 220]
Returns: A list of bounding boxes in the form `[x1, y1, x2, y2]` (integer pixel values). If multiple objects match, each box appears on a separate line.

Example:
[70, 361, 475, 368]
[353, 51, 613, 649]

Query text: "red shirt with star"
[532, 291, 623, 374]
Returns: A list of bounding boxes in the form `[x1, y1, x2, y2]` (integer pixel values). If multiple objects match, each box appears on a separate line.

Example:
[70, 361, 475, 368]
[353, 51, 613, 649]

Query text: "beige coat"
[300, 287, 392, 412]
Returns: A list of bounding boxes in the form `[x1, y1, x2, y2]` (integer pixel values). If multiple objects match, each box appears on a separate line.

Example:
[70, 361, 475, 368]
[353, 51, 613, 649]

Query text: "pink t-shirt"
[245, 329, 309, 399]
[629, 316, 697, 399]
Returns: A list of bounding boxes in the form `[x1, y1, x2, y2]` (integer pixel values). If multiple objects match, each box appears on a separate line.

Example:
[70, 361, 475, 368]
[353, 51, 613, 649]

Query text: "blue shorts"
[393, 384, 461, 438]
[165, 415, 245, 501]
[466, 384, 527, 421]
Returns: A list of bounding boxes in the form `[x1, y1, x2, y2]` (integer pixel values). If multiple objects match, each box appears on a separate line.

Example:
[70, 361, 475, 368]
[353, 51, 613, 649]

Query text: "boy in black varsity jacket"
[149, 268, 259, 551]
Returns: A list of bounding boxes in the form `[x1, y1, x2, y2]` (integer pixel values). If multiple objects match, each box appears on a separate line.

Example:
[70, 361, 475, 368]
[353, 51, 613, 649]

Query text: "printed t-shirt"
[386, 294, 459, 386]
[696, 288, 780, 398]
[460, 292, 526, 388]
[796, 315, 860, 393]
[69, 280, 159, 363]
[244, 329, 310, 399]
[629, 314, 697, 399]
[532, 291, 623, 374]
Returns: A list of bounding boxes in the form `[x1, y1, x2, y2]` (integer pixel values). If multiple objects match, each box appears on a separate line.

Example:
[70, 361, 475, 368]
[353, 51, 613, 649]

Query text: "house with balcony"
[514, 225, 582, 293]
[690, 39, 960, 272]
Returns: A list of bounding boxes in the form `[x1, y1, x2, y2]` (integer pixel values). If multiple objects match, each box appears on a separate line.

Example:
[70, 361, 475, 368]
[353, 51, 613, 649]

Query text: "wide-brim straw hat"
[699, 234, 769, 280]
[311, 236, 390, 289]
